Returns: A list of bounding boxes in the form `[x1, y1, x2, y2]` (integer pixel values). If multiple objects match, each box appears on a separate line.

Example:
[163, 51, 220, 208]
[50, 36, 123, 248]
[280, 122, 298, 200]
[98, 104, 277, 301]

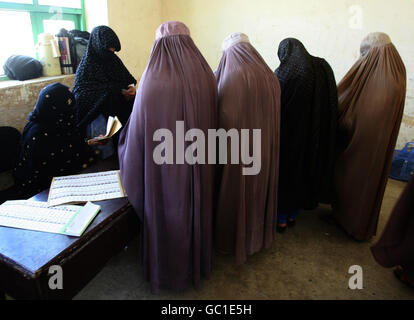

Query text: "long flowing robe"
[371, 176, 414, 284]
[215, 33, 281, 264]
[275, 38, 315, 213]
[304, 57, 338, 208]
[333, 33, 407, 241]
[275, 38, 338, 212]
[118, 21, 217, 293]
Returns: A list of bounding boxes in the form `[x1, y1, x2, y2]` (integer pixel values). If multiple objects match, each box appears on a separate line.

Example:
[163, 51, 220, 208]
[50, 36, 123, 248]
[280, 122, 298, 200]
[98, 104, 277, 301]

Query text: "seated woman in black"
[0, 83, 97, 203]
[73, 25, 137, 159]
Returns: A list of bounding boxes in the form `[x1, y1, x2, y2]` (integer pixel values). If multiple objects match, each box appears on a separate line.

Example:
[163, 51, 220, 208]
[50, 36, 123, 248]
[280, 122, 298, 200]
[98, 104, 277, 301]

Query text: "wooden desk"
[0, 158, 139, 300]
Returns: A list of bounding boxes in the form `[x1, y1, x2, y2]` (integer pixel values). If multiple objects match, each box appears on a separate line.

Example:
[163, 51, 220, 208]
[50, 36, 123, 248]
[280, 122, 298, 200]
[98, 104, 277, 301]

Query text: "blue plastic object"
[390, 142, 414, 182]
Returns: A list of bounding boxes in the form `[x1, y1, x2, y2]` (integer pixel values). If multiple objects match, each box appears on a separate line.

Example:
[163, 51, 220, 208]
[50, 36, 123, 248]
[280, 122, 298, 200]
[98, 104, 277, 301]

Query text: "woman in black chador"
[275, 38, 338, 232]
[73, 25, 137, 158]
[0, 83, 96, 204]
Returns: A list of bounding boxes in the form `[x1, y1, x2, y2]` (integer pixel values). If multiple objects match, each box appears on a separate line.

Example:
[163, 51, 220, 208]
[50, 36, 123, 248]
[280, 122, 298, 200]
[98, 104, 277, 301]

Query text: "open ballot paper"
[0, 201, 101, 237]
[48, 170, 126, 207]
[88, 116, 122, 144]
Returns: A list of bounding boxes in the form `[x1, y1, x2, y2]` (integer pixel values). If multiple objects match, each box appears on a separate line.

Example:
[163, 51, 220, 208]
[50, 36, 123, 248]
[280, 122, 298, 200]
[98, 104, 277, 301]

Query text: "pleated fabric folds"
[333, 33, 407, 241]
[215, 33, 281, 264]
[118, 21, 218, 293]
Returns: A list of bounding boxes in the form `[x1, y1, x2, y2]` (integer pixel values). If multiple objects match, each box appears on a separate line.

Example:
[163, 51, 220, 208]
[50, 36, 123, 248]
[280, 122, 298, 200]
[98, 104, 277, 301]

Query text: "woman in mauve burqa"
[118, 21, 217, 293]
[333, 33, 406, 241]
[215, 33, 281, 264]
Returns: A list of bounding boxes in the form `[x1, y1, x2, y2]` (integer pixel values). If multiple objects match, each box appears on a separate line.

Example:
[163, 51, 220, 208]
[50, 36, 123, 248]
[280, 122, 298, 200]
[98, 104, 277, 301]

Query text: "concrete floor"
[73, 179, 414, 300]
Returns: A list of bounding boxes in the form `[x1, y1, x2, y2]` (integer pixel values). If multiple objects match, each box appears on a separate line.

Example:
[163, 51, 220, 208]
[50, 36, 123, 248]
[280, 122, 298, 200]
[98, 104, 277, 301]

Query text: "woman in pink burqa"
[214, 33, 281, 264]
[118, 21, 218, 293]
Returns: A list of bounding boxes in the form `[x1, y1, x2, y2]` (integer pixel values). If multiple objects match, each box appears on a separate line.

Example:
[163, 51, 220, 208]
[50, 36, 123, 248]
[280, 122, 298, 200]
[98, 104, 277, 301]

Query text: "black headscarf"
[13, 83, 96, 199]
[73, 26, 137, 128]
[275, 38, 338, 212]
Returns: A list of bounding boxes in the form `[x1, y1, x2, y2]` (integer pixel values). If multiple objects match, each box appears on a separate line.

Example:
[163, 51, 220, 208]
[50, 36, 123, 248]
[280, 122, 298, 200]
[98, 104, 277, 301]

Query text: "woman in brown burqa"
[215, 33, 281, 264]
[333, 32, 406, 241]
[371, 176, 414, 289]
[118, 21, 218, 293]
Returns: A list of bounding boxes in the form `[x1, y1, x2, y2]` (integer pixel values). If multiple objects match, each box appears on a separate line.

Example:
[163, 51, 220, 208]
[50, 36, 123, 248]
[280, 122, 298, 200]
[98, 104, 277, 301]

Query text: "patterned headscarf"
[276, 38, 315, 91]
[87, 25, 121, 59]
[27, 83, 76, 133]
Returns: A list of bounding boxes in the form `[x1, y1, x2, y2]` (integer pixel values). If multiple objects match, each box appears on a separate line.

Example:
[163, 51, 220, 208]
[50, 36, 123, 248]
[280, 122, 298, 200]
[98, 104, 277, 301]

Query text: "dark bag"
[57, 29, 89, 73]
[70, 29, 90, 71]
[3, 55, 43, 81]
[390, 142, 414, 182]
[69, 29, 90, 41]
[71, 36, 89, 71]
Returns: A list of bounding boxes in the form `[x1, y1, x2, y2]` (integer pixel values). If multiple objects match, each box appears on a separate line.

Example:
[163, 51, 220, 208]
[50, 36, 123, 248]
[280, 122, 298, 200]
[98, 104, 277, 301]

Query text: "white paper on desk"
[47, 170, 126, 207]
[0, 200, 95, 236]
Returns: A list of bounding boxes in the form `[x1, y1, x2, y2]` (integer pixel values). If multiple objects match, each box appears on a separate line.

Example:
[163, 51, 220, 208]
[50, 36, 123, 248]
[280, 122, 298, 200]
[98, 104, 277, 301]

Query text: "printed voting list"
[0, 201, 101, 237]
[48, 170, 126, 207]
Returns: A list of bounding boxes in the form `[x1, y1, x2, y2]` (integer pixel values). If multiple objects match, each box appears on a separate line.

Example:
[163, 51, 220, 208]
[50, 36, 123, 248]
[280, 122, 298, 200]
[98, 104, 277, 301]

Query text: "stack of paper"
[0, 201, 101, 237]
[48, 170, 126, 207]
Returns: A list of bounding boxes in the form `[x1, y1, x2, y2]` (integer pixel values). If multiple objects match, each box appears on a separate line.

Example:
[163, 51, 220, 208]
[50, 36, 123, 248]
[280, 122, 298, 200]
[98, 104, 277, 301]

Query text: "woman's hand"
[122, 86, 136, 101]
[88, 135, 110, 146]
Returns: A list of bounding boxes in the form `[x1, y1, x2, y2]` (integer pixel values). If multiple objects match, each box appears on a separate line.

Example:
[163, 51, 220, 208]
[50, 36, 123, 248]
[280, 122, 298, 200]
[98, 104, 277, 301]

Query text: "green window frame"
[0, 0, 86, 80]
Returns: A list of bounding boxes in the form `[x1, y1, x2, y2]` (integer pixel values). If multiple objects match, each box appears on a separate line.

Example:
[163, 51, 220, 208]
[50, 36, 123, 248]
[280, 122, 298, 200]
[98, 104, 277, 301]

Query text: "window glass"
[0, 1, 84, 78]
[43, 19, 75, 35]
[38, 0, 81, 9]
[0, 0, 33, 4]
[0, 10, 36, 74]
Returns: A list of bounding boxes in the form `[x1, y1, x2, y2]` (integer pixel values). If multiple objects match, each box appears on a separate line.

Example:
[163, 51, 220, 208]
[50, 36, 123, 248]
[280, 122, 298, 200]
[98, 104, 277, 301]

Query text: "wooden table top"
[0, 157, 131, 278]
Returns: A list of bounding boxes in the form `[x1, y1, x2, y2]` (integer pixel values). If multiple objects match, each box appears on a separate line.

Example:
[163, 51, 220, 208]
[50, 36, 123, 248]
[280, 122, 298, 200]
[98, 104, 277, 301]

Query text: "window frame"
[0, 0, 86, 80]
